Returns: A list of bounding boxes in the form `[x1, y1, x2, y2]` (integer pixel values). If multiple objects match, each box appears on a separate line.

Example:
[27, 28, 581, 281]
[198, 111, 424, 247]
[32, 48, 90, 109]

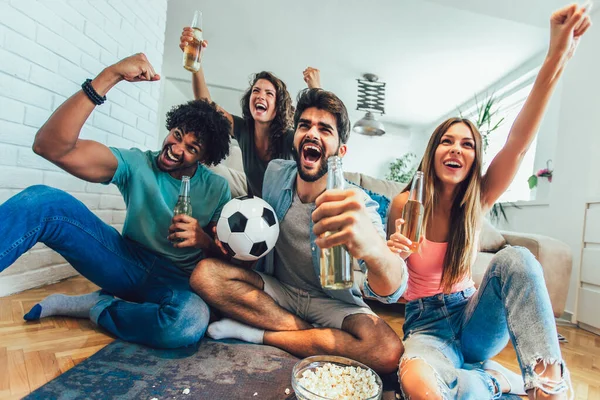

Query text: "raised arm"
[33, 53, 159, 183]
[303, 67, 321, 89]
[191, 67, 212, 102]
[481, 4, 592, 209]
[179, 28, 234, 136]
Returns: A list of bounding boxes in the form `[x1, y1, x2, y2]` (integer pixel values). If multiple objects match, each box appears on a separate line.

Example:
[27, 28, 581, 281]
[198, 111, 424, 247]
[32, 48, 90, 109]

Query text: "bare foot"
[527, 388, 568, 400]
[525, 362, 568, 400]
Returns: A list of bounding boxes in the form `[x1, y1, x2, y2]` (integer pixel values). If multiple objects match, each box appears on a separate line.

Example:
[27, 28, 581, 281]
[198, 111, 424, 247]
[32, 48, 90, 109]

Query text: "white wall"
[157, 77, 243, 145]
[344, 122, 429, 179]
[497, 9, 600, 317]
[0, 0, 168, 296]
[529, 80, 562, 202]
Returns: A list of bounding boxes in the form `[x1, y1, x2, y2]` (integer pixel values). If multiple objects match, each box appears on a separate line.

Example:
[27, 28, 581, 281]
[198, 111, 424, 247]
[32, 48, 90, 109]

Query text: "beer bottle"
[182, 11, 203, 72]
[319, 156, 353, 290]
[400, 171, 424, 252]
[172, 176, 192, 243]
[174, 175, 192, 217]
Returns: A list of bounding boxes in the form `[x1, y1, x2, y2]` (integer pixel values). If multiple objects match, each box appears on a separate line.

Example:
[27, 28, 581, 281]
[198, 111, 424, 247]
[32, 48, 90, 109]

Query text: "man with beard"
[0, 54, 232, 348]
[191, 89, 408, 374]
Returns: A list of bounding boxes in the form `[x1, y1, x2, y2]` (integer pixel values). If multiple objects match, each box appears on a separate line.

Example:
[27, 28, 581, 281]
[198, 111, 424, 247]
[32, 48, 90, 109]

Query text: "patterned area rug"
[24, 338, 519, 399]
[25, 339, 300, 400]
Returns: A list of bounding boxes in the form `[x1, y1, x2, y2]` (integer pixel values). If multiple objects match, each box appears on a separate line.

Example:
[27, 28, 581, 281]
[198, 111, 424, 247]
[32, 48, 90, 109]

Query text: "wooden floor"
[0, 276, 599, 400]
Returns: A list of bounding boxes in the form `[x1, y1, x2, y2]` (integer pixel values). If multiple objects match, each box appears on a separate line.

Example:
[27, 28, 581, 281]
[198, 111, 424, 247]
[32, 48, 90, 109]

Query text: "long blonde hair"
[411, 118, 483, 292]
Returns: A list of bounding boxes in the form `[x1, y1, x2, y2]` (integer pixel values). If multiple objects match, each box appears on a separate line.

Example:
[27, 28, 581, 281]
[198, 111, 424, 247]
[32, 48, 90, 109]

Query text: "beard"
[292, 137, 331, 183]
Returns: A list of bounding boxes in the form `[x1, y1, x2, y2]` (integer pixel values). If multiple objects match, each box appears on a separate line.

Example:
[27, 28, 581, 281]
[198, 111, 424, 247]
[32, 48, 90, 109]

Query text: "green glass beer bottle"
[172, 176, 192, 243]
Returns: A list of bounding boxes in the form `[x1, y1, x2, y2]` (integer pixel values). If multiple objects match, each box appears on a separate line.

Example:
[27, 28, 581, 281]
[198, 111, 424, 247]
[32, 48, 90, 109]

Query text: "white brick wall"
[0, 0, 168, 296]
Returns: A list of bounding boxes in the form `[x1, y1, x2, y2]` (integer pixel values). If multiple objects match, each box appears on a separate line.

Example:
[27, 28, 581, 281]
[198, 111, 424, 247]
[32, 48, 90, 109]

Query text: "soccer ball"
[216, 195, 280, 261]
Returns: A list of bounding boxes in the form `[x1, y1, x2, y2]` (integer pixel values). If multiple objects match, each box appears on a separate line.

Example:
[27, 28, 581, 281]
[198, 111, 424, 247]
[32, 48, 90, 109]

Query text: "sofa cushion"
[359, 173, 407, 200]
[346, 179, 390, 227]
[209, 164, 248, 198]
[343, 171, 361, 186]
[479, 219, 507, 253]
[209, 145, 248, 198]
[363, 187, 391, 226]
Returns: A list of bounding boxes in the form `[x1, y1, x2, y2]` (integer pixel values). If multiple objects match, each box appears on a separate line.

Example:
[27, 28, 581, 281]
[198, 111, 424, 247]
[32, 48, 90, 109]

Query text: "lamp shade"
[352, 111, 385, 136]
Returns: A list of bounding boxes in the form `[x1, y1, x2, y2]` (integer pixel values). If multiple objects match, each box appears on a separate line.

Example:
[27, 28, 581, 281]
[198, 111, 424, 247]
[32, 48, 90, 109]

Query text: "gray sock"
[24, 291, 103, 321]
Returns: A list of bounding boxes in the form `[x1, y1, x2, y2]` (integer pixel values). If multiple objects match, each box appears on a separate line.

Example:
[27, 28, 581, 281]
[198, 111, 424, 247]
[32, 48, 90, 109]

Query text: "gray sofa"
[211, 146, 572, 317]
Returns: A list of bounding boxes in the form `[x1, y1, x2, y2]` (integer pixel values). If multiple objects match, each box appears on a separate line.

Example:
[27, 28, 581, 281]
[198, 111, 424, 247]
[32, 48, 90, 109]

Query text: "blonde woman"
[387, 4, 591, 399]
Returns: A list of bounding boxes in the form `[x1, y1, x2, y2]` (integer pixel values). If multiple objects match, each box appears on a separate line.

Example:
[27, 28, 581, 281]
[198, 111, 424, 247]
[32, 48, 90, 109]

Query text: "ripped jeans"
[400, 246, 567, 399]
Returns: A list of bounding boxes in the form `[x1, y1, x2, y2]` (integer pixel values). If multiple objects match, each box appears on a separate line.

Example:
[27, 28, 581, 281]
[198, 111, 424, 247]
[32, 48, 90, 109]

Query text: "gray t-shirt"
[232, 115, 294, 197]
[273, 191, 324, 296]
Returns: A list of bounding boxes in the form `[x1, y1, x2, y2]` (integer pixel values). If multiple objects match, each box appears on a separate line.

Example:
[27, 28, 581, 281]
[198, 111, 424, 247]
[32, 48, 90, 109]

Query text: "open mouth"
[301, 143, 322, 166]
[162, 146, 182, 165]
[254, 102, 267, 114]
[443, 160, 462, 169]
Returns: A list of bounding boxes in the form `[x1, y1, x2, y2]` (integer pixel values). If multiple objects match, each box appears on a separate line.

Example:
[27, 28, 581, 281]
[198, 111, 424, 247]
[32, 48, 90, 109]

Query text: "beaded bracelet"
[81, 79, 106, 106]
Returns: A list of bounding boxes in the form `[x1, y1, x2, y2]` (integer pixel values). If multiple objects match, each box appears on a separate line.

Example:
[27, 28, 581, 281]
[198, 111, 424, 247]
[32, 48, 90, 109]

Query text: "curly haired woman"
[180, 29, 321, 196]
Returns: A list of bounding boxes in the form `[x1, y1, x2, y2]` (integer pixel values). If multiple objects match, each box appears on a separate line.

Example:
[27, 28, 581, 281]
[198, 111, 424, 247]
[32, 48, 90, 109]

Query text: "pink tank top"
[403, 237, 475, 301]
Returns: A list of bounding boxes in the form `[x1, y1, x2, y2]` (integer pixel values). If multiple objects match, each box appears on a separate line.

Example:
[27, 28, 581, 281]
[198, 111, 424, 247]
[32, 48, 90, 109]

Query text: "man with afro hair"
[0, 53, 232, 349]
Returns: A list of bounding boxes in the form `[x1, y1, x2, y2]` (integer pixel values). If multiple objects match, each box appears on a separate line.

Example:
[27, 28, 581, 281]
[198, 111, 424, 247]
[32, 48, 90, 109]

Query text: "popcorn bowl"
[291, 355, 383, 400]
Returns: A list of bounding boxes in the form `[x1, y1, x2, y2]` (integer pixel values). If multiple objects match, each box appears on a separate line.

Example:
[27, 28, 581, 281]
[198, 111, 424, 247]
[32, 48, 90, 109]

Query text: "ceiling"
[162, 0, 567, 128]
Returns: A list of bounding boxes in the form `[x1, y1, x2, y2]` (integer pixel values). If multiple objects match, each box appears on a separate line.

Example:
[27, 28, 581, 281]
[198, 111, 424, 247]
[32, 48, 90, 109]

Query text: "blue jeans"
[0, 185, 209, 348]
[400, 246, 565, 399]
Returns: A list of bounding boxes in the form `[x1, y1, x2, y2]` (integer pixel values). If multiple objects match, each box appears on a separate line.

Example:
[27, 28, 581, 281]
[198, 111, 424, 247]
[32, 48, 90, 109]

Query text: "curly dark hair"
[294, 88, 350, 144]
[240, 71, 294, 158]
[165, 99, 231, 166]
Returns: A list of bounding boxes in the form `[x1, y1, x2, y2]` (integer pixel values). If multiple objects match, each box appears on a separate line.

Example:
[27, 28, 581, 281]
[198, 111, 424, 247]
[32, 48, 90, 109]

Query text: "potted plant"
[528, 159, 553, 201]
[386, 152, 417, 184]
[472, 94, 505, 154]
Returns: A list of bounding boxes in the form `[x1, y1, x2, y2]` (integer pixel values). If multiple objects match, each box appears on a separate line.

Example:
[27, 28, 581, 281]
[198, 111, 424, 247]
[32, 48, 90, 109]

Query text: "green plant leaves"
[386, 152, 417, 183]
[528, 175, 538, 189]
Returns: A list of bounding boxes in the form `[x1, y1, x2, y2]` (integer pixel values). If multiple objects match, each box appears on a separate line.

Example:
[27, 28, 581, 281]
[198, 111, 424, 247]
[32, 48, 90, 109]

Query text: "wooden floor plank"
[8, 349, 30, 395]
[38, 350, 61, 383]
[0, 347, 9, 392]
[0, 300, 12, 324]
[57, 356, 75, 374]
[11, 300, 23, 324]
[24, 351, 47, 392]
[54, 344, 109, 360]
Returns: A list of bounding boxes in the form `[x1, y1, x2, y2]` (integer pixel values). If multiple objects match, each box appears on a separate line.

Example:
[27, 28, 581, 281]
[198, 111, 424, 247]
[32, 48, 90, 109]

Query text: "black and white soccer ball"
[216, 195, 279, 261]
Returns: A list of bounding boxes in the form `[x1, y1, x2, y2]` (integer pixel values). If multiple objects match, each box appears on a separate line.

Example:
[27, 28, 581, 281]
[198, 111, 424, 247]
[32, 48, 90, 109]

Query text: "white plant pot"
[530, 178, 551, 201]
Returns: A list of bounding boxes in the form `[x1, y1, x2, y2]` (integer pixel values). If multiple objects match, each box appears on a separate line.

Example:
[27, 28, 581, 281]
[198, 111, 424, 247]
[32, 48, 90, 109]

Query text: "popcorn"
[297, 362, 379, 399]
[182, 388, 190, 395]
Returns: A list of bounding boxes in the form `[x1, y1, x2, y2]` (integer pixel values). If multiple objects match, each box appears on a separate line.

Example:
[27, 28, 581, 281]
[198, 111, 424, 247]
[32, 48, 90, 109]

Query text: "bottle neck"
[179, 176, 191, 199]
[326, 156, 345, 190]
[409, 172, 424, 203]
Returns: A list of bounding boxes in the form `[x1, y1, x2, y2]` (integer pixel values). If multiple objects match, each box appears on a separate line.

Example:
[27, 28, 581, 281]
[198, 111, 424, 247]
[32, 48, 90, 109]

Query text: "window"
[463, 74, 538, 202]
[483, 82, 536, 202]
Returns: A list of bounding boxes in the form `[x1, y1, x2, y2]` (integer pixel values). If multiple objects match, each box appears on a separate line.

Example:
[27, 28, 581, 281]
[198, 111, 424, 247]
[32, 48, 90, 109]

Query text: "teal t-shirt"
[107, 148, 231, 274]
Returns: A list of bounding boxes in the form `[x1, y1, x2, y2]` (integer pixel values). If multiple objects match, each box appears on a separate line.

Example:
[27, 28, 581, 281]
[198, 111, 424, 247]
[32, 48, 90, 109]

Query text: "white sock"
[483, 359, 526, 395]
[207, 318, 264, 344]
